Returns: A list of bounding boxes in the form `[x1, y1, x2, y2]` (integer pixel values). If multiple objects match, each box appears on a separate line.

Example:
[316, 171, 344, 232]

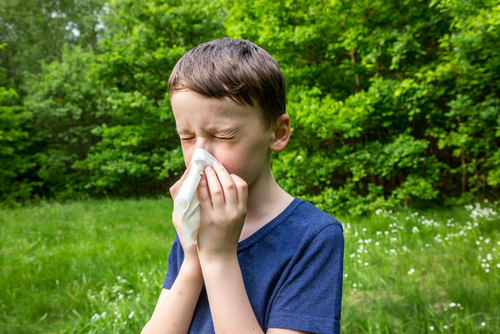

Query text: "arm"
[141, 260, 203, 334]
[143, 258, 311, 334]
[142, 168, 204, 334]
[197, 162, 313, 334]
[199, 255, 312, 334]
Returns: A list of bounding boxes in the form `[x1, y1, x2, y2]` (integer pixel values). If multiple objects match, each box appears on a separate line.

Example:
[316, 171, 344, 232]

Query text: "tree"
[0, 0, 107, 91]
[23, 45, 110, 199]
[0, 84, 36, 203]
[76, 0, 226, 195]
[226, 0, 500, 213]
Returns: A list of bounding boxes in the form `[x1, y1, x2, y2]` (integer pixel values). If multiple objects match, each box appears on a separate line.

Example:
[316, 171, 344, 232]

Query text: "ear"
[269, 114, 291, 152]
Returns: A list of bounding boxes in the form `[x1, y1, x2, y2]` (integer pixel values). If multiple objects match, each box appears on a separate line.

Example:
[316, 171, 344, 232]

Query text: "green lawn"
[1, 198, 498, 333]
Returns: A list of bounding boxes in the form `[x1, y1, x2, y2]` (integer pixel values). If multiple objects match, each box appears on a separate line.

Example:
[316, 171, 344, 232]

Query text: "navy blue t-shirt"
[162, 198, 344, 333]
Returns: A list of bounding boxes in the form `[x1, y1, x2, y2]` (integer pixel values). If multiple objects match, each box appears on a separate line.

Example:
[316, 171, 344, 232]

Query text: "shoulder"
[265, 201, 344, 333]
[266, 198, 343, 255]
[237, 198, 342, 256]
[288, 198, 343, 237]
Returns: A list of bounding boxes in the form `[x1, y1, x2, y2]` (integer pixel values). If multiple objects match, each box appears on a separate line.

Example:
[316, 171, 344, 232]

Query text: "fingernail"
[201, 174, 206, 181]
[214, 161, 222, 166]
[206, 166, 213, 171]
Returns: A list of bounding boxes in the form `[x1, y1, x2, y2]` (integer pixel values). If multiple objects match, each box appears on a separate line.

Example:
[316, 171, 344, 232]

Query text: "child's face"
[171, 89, 275, 186]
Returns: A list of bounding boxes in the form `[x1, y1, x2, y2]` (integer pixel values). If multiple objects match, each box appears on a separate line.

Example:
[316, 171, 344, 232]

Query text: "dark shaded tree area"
[0, 0, 107, 90]
[1, 0, 499, 213]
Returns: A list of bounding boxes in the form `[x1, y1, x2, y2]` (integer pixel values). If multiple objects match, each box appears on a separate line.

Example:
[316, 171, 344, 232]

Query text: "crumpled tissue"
[174, 148, 217, 248]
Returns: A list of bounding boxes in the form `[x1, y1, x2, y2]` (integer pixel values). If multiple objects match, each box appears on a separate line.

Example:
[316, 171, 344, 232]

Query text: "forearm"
[200, 254, 263, 334]
[142, 263, 203, 334]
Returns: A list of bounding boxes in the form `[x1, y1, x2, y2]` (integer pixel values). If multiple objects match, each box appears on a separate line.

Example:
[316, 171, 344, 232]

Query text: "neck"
[240, 166, 294, 241]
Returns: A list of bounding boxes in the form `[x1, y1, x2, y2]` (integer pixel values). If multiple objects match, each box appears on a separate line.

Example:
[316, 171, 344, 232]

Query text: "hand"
[197, 161, 248, 261]
[169, 165, 200, 268]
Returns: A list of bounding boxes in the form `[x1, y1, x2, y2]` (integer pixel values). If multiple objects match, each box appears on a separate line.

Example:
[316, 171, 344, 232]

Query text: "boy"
[142, 38, 344, 334]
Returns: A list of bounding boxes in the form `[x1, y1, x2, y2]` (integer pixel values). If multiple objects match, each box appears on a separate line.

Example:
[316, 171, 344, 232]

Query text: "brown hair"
[168, 37, 286, 128]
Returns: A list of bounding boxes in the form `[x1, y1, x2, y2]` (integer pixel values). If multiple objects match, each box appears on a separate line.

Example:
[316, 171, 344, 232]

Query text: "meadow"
[0, 198, 498, 333]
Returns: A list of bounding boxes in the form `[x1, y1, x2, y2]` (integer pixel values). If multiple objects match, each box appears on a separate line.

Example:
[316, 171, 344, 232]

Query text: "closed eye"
[180, 136, 195, 141]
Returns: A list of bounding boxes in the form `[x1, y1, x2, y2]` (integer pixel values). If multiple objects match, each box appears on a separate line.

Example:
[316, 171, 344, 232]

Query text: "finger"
[198, 173, 213, 211]
[172, 210, 181, 231]
[231, 174, 248, 208]
[212, 162, 238, 206]
[170, 165, 191, 196]
[171, 210, 185, 247]
[204, 165, 225, 208]
[169, 164, 192, 199]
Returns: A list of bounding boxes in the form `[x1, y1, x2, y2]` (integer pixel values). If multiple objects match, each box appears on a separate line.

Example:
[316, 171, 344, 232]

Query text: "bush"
[4, 0, 500, 213]
[0, 85, 37, 204]
[226, 0, 500, 214]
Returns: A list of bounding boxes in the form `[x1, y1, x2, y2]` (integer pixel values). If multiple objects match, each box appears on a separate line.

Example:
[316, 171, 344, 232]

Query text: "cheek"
[211, 153, 248, 179]
[215, 155, 240, 174]
[181, 146, 195, 167]
[216, 152, 263, 182]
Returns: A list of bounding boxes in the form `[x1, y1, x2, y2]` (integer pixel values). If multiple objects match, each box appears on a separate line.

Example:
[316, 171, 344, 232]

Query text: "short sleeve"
[267, 224, 344, 334]
[162, 233, 184, 289]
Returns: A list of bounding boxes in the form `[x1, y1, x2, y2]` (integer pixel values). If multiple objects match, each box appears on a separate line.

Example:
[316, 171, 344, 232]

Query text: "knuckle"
[230, 213, 240, 222]
[200, 194, 211, 204]
[238, 181, 248, 191]
[212, 188, 223, 197]
[169, 185, 176, 196]
[231, 174, 247, 186]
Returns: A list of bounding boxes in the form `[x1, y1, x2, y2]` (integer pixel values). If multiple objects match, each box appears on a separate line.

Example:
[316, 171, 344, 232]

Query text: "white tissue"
[174, 148, 217, 248]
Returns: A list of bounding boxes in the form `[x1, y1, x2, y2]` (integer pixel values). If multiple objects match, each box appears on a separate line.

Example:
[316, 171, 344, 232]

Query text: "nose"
[194, 138, 215, 156]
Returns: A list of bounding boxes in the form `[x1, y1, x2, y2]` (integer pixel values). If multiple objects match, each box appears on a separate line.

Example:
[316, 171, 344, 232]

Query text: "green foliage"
[0, 0, 107, 91]
[2, 0, 500, 213]
[75, 0, 226, 195]
[24, 46, 110, 199]
[226, 0, 500, 214]
[0, 85, 37, 204]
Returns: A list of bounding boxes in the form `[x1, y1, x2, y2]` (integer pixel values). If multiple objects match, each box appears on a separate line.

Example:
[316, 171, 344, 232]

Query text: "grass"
[0, 198, 175, 333]
[337, 202, 500, 333]
[0, 197, 499, 333]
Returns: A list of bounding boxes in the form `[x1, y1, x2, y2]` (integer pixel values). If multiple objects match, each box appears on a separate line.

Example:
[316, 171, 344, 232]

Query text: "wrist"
[198, 250, 239, 269]
[179, 258, 203, 282]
